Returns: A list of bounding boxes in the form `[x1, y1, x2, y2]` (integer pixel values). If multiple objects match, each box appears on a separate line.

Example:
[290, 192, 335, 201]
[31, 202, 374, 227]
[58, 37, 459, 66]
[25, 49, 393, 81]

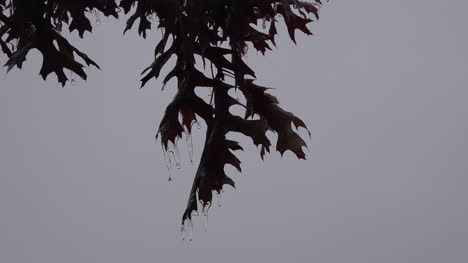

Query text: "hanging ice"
[173, 142, 181, 169]
[165, 141, 181, 170]
[180, 219, 193, 243]
[202, 201, 211, 216]
[162, 140, 181, 181]
[203, 212, 209, 232]
[69, 72, 77, 86]
[162, 145, 172, 181]
[185, 131, 194, 165]
[215, 191, 223, 207]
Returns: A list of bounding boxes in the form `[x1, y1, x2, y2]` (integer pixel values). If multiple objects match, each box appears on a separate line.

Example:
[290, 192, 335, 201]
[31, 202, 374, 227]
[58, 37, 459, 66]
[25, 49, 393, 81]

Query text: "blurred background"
[1, 1, 467, 262]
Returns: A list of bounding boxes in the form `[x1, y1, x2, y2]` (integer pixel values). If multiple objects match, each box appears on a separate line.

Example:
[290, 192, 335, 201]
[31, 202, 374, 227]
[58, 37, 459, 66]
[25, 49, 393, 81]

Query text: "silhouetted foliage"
[1, 0, 323, 227]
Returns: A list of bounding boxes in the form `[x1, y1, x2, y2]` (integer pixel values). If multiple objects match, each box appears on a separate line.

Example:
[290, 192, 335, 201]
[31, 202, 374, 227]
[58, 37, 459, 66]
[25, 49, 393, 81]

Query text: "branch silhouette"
[1, 0, 323, 230]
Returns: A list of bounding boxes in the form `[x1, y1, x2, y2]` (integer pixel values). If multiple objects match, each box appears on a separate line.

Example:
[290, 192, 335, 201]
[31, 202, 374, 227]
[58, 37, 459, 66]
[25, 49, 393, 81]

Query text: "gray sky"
[1, 1, 468, 262]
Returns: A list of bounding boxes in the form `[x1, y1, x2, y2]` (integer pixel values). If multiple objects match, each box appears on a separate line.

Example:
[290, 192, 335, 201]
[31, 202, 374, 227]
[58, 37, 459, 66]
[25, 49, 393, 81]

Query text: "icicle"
[166, 141, 181, 170]
[215, 191, 223, 207]
[202, 202, 211, 215]
[161, 138, 184, 181]
[173, 142, 181, 169]
[200, 201, 211, 232]
[203, 212, 209, 232]
[70, 72, 77, 86]
[179, 219, 193, 243]
[162, 145, 172, 182]
[186, 131, 194, 165]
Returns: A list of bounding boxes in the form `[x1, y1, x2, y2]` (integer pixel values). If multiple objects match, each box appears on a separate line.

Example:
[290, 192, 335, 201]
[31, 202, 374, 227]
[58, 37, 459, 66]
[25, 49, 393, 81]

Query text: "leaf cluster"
[1, 0, 323, 226]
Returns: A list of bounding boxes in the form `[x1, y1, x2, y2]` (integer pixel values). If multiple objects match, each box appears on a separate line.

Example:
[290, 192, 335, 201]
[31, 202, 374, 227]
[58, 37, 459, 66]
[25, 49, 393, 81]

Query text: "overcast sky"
[1, 1, 467, 263]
